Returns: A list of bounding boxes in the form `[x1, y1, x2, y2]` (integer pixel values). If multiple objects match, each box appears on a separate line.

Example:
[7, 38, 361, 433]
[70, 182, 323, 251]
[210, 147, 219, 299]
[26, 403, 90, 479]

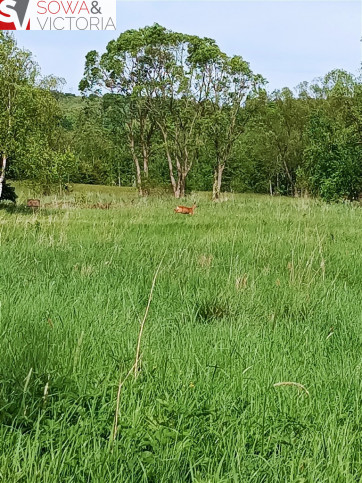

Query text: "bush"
[304, 113, 362, 202]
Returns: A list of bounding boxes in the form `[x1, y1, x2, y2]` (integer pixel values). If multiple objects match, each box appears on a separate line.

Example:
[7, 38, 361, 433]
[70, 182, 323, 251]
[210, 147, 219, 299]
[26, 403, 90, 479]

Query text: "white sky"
[13, 0, 362, 94]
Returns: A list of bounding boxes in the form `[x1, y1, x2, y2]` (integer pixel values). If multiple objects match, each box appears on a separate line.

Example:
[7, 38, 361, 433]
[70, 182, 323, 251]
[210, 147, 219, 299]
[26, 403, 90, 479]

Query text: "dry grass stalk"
[111, 363, 135, 444]
[236, 273, 248, 290]
[134, 260, 163, 378]
[111, 259, 163, 445]
[287, 260, 294, 283]
[23, 368, 33, 393]
[316, 228, 326, 281]
[198, 254, 213, 268]
[273, 381, 310, 396]
[43, 382, 49, 405]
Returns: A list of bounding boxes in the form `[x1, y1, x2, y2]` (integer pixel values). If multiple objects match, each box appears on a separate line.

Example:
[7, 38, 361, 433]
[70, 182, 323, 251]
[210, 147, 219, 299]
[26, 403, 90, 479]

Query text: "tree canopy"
[1, 28, 361, 202]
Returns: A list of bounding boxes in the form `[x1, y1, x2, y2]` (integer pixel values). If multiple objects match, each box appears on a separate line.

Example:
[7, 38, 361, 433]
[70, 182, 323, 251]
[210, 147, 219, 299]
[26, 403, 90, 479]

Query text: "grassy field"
[0, 184, 361, 482]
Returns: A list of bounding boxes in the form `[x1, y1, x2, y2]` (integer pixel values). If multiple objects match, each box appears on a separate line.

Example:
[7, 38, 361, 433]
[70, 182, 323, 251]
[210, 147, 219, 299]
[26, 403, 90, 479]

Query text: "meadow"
[0, 184, 361, 482]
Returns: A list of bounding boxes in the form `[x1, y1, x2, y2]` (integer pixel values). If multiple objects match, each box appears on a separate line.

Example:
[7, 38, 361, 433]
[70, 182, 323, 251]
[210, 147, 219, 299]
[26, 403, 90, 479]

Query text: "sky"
[13, 0, 362, 94]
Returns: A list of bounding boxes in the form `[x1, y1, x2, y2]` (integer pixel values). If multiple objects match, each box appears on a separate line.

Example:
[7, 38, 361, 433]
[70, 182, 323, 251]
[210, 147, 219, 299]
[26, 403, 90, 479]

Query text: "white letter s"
[1, 0, 17, 22]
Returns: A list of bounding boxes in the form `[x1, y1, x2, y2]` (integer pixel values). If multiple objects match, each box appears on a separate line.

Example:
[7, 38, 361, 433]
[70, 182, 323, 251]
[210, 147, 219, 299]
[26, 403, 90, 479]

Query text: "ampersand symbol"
[91, 1, 101, 14]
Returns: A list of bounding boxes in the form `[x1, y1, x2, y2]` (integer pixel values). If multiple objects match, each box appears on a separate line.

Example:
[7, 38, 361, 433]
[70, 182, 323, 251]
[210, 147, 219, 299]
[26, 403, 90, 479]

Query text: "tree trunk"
[159, 126, 178, 197]
[177, 174, 186, 199]
[212, 163, 224, 201]
[282, 158, 295, 196]
[0, 154, 7, 200]
[166, 151, 178, 197]
[135, 162, 143, 196]
[142, 145, 149, 179]
[142, 147, 150, 195]
[129, 133, 143, 196]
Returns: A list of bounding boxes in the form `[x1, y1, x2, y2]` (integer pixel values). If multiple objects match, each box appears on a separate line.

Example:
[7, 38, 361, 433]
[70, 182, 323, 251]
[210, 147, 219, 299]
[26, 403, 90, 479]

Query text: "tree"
[265, 88, 310, 196]
[145, 29, 214, 198]
[0, 32, 38, 199]
[69, 97, 114, 185]
[198, 52, 265, 200]
[302, 70, 362, 201]
[0, 33, 70, 197]
[80, 24, 233, 198]
[79, 28, 159, 195]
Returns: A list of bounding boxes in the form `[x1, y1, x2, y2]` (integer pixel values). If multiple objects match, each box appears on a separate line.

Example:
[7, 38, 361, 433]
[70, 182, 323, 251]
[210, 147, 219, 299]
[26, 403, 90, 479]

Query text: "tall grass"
[0, 185, 361, 481]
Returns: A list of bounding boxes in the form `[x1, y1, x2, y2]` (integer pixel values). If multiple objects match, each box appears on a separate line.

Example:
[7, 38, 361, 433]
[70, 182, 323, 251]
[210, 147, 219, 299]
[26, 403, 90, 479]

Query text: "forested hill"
[1, 27, 361, 202]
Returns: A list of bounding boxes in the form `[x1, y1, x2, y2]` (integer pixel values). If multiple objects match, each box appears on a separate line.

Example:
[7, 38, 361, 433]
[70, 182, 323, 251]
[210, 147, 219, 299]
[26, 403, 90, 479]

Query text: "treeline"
[1, 26, 361, 202]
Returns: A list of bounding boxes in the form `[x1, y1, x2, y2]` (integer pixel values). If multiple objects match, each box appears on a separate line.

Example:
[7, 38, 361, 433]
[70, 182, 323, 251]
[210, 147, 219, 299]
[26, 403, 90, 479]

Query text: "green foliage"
[79, 24, 264, 198]
[0, 33, 71, 195]
[301, 71, 362, 201]
[2, 31, 361, 203]
[0, 32, 39, 161]
[303, 113, 360, 201]
[78, 26, 361, 201]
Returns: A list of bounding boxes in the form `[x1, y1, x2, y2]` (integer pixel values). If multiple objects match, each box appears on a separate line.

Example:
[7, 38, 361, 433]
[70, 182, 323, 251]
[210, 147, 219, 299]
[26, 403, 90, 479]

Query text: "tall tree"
[0, 32, 37, 199]
[80, 24, 229, 198]
[79, 28, 159, 195]
[197, 52, 264, 200]
[0, 33, 71, 197]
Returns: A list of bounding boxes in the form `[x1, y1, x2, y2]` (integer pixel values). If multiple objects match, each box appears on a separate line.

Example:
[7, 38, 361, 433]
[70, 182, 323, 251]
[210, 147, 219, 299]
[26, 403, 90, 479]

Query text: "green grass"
[0, 185, 361, 482]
